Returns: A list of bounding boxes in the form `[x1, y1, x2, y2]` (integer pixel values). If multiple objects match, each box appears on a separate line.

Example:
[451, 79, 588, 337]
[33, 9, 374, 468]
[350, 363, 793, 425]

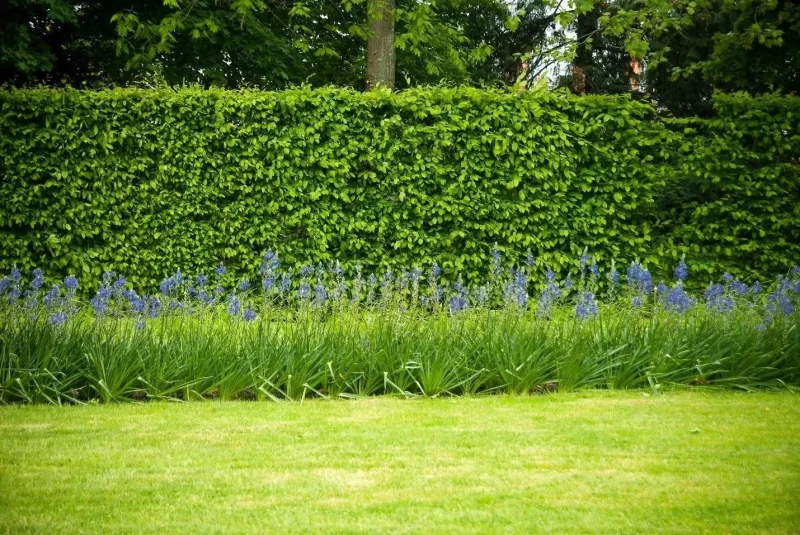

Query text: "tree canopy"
[1, 0, 797, 115]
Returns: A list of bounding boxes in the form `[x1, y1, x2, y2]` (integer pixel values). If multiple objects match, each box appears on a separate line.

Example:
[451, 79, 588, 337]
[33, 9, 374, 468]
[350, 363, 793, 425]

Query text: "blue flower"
[130, 296, 145, 313]
[278, 273, 292, 294]
[23, 291, 37, 310]
[136, 318, 146, 330]
[159, 277, 176, 296]
[503, 269, 528, 309]
[515, 290, 528, 308]
[227, 295, 241, 316]
[112, 276, 126, 291]
[261, 250, 279, 273]
[196, 273, 207, 287]
[453, 277, 466, 296]
[656, 282, 668, 294]
[731, 280, 748, 296]
[102, 271, 115, 285]
[263, 275, 275, 291]
[397, 271, 410, 290]
[704, 283, 725, 302]
[779, 278, 791, 293]
[722, 272, 733, 283]
[705, 282, 735, 312]
[300, 265, 313, 278]
[214, 285, 224, 295]
[147, 296, 161, 318]
[243, 308, 257, 322]
[665, 285, 695, 314]
[564, 274, 573, 290]
[590, 263, 600, 278]
[450, 277, 470, 313]
[0, 277, 11, 294]
[216, 263, 226, 276]
[331, 278, 347, 301]
[91, 295, 108, 315]
[609, 268, 619, 288]
[714, 297, 736, 312]
[627, 263, 640, 285]
[43, 285, 61, 307]
[767, 291, 794, 316]
[575, 292, 599, 319]
[48, 311, 68, 325]
[579, 250, 589, 271]
[410, 267, 422, 283]
[434, 285, 444, 303]
[298, 280, 311, 300]
[431, 263, 441, 279]
[314, 281, 328, 307]
[237, 280, 251, 291]
[632, 296, 643, 307]
[545, 268, 555, 283]
[750, 282, 762, 295]
[490, 246, 503, 276]
[627, 262, 653, 294]
[449, 295, 468, 313]
[32, 269, 44, 291]
[538, 282, 561, 313]
[674, 257, 688, 282]
[9, 266, 21, 283]
[526, 250, 536, 267]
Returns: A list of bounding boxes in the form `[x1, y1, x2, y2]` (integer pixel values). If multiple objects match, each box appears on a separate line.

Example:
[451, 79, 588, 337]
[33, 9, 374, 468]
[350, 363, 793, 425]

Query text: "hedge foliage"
[1, 87, 798, 290]
[653, 92, 800, 281]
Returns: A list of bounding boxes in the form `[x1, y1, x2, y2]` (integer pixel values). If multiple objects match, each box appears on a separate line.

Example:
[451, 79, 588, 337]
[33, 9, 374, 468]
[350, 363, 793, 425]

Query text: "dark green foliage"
[0, 87, 798, 289]
[0, 0, 514, 90]
[653, 92, 800, 283]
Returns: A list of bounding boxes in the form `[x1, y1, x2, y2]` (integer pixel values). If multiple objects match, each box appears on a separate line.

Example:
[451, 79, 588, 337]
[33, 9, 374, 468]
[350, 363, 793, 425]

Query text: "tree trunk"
[366, 0, 394, 90]
[572, 8, 598, 95]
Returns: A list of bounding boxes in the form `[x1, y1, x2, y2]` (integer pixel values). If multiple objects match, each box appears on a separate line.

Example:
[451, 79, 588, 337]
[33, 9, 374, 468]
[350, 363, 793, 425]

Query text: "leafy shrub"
[0, 87, 797, 291]
[655, 92, 800, 282]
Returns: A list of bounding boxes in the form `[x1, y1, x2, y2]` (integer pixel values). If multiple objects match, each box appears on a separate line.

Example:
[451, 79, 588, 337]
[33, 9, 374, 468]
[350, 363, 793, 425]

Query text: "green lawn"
[1, 392, 799, 534]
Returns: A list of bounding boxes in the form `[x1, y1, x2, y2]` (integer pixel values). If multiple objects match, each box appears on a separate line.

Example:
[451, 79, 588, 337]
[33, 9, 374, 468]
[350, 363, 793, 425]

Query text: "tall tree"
[366, 0, 395, 89]
[599, 0, 800, 100]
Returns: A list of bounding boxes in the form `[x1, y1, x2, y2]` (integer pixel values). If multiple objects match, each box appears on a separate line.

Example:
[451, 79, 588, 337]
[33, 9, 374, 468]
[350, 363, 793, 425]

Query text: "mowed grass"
[1, 392, 799, 534]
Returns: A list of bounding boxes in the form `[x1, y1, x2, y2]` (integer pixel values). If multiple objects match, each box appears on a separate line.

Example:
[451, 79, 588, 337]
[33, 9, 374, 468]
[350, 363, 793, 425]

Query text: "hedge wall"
[653, 92, 800, 281]
[0, 87, 798, 290]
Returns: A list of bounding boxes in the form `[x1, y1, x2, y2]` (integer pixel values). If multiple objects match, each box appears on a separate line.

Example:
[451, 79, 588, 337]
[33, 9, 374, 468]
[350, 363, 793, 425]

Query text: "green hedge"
[653, 92, 800, 281]
[0, 87, 798, 290]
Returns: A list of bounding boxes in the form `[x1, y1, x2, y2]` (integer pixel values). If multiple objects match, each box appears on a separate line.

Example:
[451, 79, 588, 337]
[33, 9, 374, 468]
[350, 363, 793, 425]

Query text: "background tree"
[0, 0, 128, 86]
[601, 0, 799, 114]
[1, 0, 796, 116]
